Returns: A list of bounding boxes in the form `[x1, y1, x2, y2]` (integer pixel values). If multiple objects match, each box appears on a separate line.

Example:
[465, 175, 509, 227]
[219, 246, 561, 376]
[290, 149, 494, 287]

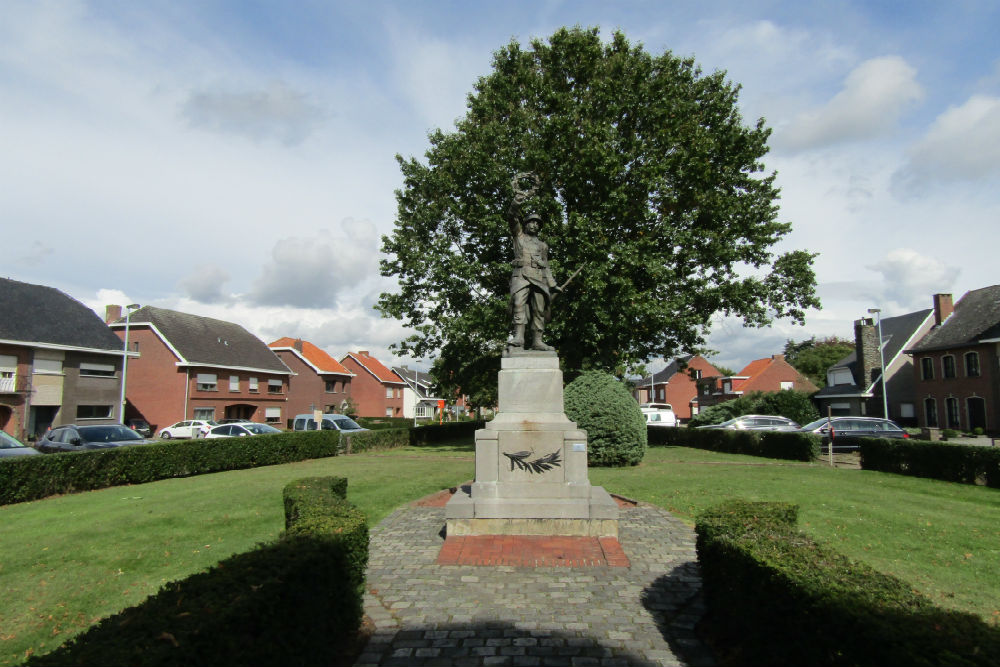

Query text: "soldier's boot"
[530, 328, 555, 351]
[508, 324, 525, 347]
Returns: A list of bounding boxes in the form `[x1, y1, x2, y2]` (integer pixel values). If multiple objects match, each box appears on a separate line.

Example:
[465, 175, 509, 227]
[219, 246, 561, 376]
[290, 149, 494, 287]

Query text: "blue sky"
[2, 1, 999, 373]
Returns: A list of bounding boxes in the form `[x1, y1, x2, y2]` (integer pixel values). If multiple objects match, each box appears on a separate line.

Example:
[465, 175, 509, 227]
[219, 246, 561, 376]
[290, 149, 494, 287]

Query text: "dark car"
[35, 424, 155, 453]
[697, 414, 801, 431]
[798, 416, 909, 452]
[0, 431, 41, 459]
[125, 418, 152, 438]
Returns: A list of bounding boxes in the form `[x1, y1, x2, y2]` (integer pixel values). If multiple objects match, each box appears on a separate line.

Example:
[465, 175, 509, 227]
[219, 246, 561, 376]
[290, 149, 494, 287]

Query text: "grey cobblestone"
[354, 504, 714, 666]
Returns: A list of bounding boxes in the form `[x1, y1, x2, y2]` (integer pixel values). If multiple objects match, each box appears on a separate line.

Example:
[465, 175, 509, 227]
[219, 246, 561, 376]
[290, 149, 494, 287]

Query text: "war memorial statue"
[443, 172, 619, 538]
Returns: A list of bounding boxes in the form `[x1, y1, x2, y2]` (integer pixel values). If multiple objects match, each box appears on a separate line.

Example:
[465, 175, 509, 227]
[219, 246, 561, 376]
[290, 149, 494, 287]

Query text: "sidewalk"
[353, 499, 715, 666]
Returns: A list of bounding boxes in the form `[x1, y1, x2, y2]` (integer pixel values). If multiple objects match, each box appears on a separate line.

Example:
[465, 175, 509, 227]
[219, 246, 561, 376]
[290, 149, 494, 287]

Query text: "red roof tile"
[343, 350, 406, 385]
[269, 338, 353, 375]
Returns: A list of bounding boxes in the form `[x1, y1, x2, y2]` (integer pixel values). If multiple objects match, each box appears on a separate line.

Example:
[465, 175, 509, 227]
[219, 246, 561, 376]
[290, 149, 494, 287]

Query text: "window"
[265, 407, 281, 423]
[249, 377, 258, 392]
[780, 381, 793, 390]
[229, 375, 239, 391]
[197, 373, 218, 391]
[326, 380, 339, 393]
[193, 407, 215, 421]
[386, 407, 393, 417]
[267, 379, 282, 394]
[942, 355, 956, 379]
[965, 352, 980, 377]
[416, 405, 427, 417]
[946, 397, 960, 429]
[397, 388, 403, 399]
[76, 405, 112, 419]
[900, 403, 915, 419]
[920, 358, 934, 380]
[656, 388, 665, 401]
[33, 358, 63, 374]
[80, 362, 116, 377]
[386, 387, 393, 399]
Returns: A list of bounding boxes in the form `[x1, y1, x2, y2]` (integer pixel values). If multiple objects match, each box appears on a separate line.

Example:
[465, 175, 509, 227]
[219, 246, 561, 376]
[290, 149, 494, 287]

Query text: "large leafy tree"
[378, 27, 819, 405]
[783, 336, 855, 388]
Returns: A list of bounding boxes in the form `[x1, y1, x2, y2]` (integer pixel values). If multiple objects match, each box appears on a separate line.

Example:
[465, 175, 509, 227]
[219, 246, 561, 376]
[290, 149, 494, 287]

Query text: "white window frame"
[229, 375, 240, 392]
[386, 387, 393, 399]
[265, 407, 281, 423]
[267, 379, 283, 394]
[780, 381, 794, 390]
[33, 358, 64, 375]
[197, 373, 218, 391]
[193, 407, 216, 421]
[249, 377, 259, 393]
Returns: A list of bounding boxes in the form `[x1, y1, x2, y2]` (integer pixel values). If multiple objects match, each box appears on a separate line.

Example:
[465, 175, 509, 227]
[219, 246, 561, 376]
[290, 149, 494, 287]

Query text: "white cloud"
[178, 265, 232, 304]
[866, 248, 959, 310]
[892, 94, 1000, 192]
[774, 56, 924, 151]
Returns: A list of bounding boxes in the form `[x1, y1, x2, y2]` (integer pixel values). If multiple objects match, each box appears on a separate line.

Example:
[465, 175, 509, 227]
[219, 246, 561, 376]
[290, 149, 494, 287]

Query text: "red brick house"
[269, 338, 355, 420]
[632, 355, 722, 422]
[107, 306, 292, 433]
[2, 278, 126, 440]
[906, 289, 1000, 434]
[697, 354, 818, 409]
[340, 351, 406, 418]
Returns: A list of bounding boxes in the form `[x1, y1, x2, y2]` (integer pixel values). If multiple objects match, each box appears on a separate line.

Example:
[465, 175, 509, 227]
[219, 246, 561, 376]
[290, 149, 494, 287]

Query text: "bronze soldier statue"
[507, 174, 561, 351]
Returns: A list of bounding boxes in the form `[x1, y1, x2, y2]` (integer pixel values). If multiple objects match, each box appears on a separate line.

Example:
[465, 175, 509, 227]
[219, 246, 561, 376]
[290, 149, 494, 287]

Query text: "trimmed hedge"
[564, 371, 647, 466]
[342, 427, 411, 453]
[647, 426, 819, 462]
[860, 437, 1000, 487]
[696, 500, 1000, 666]
[27, 476, 368, 667]
[409, 420, 485, 445]
[0, 430, 342, 506]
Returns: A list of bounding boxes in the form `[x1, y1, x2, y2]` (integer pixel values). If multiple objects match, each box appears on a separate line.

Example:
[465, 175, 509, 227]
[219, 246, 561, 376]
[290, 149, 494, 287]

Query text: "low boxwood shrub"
[0, 430, 342, 506]
[27, 477, 368, 667]
[647, 426, 819, 461]
[564, 370, 646, 466]
[860, 437, 1000, 487]
[696, 499, 1000, 666]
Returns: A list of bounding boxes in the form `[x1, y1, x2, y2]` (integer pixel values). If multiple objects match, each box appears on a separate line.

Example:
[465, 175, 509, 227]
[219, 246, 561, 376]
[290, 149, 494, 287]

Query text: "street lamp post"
[119, 304, 140, 424]
[867, 308, 889, 419]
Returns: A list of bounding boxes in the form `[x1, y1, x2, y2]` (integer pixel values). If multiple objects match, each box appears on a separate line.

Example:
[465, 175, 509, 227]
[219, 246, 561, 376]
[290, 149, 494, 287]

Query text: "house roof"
[343, 351, 406, 385]
[737, 355, 819, 394]
[635, 355, 695, 385]
[0, 278, 123, 352]
[909, 285, 1000, 352]
[392, 366, 440, 400]
[269, 338, 354, 376]
[110, 306, 290, 374]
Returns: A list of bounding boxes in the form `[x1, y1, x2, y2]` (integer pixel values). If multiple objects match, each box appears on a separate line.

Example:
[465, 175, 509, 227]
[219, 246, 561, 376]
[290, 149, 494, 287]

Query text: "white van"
[640, 403, 677, 427]
[292, 413, 367, 432]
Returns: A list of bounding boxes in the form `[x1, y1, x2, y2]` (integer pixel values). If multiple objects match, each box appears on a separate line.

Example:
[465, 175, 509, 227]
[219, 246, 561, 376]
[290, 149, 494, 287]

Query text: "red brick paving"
[436, 534, 630, 567]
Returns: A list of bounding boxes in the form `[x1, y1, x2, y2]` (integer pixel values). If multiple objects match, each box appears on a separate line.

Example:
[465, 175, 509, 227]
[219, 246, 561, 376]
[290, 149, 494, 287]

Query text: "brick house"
[696, 354, 818, 409]
[1, 278, 126, 440]
[269, 337, 355, 421]
[340, 351, 406, 418]
[106, 305, 292, 432]
[632, 355, 722, 422]
[906, 289, 1000, 434]
[813, 307, 934, 424]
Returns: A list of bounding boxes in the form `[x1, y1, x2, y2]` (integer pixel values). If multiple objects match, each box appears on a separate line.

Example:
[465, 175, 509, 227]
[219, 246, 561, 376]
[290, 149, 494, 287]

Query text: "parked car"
[798, 416, 909, 452]
[291, 413, 367, 432]
[35, 424, 154, 453]
[158, 420, 218, 439]
[697, 415, 801, 431]
[0, 431, 41, 458]
[205, 423, 282, 439]
[125, 418, 152, 438]
[216, 418, 253, 425]
[640, 403, 678, 427]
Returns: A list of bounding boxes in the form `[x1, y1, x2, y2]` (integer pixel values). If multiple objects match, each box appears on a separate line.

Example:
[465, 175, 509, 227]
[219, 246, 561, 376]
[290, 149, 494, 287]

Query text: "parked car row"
[696, 414, 801, 431]
[694, 413, 908, 452]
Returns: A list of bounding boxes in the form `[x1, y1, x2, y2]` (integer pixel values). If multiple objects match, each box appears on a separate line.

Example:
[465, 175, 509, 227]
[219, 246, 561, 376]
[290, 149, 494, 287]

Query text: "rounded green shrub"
[564, 370, 647, 466]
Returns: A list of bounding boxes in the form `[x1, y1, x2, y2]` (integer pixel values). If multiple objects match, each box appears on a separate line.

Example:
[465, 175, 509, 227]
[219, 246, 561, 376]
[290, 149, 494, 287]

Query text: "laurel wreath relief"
[503, 449, 562, 474]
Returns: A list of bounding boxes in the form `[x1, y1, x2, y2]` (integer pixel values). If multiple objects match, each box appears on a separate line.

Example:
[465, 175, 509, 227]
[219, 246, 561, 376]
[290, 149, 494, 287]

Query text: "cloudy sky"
[3, 1, 998, 373]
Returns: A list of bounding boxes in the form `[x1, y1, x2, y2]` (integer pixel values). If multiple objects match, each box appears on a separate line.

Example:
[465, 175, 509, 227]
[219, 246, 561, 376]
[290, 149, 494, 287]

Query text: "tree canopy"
[378, 27, 819, 405]
[783, 336, 854, 388]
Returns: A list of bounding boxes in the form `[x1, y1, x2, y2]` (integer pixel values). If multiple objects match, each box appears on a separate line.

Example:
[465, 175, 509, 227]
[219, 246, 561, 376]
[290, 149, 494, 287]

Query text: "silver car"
[0, 431, 40, 458]
[697, 415, 801, 431]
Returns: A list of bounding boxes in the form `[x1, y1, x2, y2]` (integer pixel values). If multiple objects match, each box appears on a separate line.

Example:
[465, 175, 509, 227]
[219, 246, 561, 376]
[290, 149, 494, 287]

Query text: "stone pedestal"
[445, 351, 619, 537]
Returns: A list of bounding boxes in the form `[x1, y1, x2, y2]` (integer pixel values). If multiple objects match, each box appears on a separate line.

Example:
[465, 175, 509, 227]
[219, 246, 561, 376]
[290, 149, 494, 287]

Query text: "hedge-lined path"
[353, 496, 715, 667]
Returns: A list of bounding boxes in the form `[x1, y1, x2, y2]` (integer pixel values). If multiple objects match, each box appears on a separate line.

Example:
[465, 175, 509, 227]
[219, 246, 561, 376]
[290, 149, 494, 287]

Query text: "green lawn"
[1, 443, 998, 665]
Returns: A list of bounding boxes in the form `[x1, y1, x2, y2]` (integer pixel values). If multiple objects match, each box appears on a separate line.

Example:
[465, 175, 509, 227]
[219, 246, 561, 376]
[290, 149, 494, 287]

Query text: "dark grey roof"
[910, 286, 1000, 352]
[825, 309, 933, 390]
[0, 278, 123, 351]
[111, 306, 289, 373]
[636, 355, 694, 385]
[392, 366, 439, 400]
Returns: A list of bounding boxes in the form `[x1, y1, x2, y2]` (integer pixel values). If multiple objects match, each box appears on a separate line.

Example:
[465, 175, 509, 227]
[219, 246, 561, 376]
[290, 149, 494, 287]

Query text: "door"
[967, 397, 987, 431]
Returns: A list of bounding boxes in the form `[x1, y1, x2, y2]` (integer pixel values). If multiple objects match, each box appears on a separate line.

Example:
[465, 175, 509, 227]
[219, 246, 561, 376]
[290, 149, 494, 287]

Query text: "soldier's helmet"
[523, 212, 543, 226]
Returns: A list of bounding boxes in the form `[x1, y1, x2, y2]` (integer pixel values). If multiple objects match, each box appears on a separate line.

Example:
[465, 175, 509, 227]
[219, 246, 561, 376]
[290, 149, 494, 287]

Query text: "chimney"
[293, 338, 304, 352]
[358, 350, 369, 356]
[105, 304, 122, 324]
[854, 318, 880, 387]
[772, 354, 785, 361]
[933, 293, 954, 326]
